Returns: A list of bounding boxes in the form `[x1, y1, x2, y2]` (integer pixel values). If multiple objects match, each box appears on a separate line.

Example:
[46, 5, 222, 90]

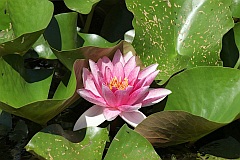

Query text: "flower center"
[108, 76, 128, 90]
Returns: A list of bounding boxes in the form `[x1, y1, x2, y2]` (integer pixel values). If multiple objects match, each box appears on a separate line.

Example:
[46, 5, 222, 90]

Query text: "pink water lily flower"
[73, 50, 171, 131]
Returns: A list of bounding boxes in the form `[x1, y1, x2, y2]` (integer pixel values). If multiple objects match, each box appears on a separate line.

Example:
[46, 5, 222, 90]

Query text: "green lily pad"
[7, 0, 53, 37]
[44, 12, 122, 70]
[32, 35, 57, 59]
[0, 0, 53, 56]
[135, 67, 240, 147]
[63, 0, 100, 14]
[0, 0, 10, 30]
[165, 67, 240, 123]
[231, 0, 240, 18]
[104, 124, 160, 160]
[126, 0, 234, 84]
[233, 22, 240, 69]
[46, 12, 119, 50]
[55, 12, 79, 51]
[0, 54, 86, 125]
[52, 40, 130, 70]
[78, 33, 120, 48]
[0, 30, 44, 56]
[26, 124, 109, 160]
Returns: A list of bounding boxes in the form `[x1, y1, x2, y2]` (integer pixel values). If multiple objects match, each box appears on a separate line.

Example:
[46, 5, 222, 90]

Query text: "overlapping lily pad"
[32, 35, 56, 59]
[135, 111, 222, 147]
[0, 54, 86, 125]
[44, 12, 126, 70]
[126, 0, 234, 84]
[55, 12, 79, 51]
[0, 0, 9, 30]
[0, 0, 53, 56]
[231, 0, 240, 18]
[52, 41, 128, 71]
[135, 67, 240, 147]
[104, 125, 160, 160]
[63, 0, 100, 14]
[165, 67, 240, 123]
[26, 124, 109, 159]
[233, 22, 240, 69]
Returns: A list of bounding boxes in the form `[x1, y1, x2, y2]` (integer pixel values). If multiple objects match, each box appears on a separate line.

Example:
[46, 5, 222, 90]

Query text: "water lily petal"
[97, 70, 104, 85]
[128, 66, 140, 85]
[123, 51, 134, 63]
[104, 67, 113, 84]
[99, 56, 113, 75]
[112, 49, 125, 66]
[140, 88, 172, 107]
[82, 68, 92, 87]
[124, 56, 136, 78]
[114, 86, 133, 105]
[89, 59, 100, 83]
[138, 64, 158, 79]
[102, 85, 117, 107]
[118, 103, 142, 112]
[84, 77, 101, 97]
[75, 50, 172, 133]
[134, 70, 159, 89]
[103, 107, 121, 121]
[120, 110, 146, 127]
[113, 62, 125, 80]
[73, 105, 106, 131]
[96, 58, 103, 69]
[142, 70, 159, 86]
[128, 86, 149, 105]
[78, 89, 106, 106]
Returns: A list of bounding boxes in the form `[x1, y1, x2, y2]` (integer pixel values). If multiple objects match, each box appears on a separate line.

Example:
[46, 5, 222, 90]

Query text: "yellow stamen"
[109, 76, 128, 90]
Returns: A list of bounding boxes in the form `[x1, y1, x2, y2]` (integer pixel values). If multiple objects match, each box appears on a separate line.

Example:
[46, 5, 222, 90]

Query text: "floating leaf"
[7, 0, 53, 37]
[32, 35, 56, 59]
[26, 124, 109, 160]
[136, 67, 240, 147]
[231, 0, 240, 18]
[126, 0, 234, 84]
[63, 0, 100, 14]
[233, 22, 240, 69]
[0, 0, 10, 30]
[165, 67, 240, 123]
[44, 12, 122, 70]
[55, 12, 78, 51]
[0, 55, 86, 125]
[135, 111, 221, 147]
[0, 0, 53, 56]
[104, 125, 160, 160]
[52, 40, 131, 70]
[78, 33, 120, 48]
